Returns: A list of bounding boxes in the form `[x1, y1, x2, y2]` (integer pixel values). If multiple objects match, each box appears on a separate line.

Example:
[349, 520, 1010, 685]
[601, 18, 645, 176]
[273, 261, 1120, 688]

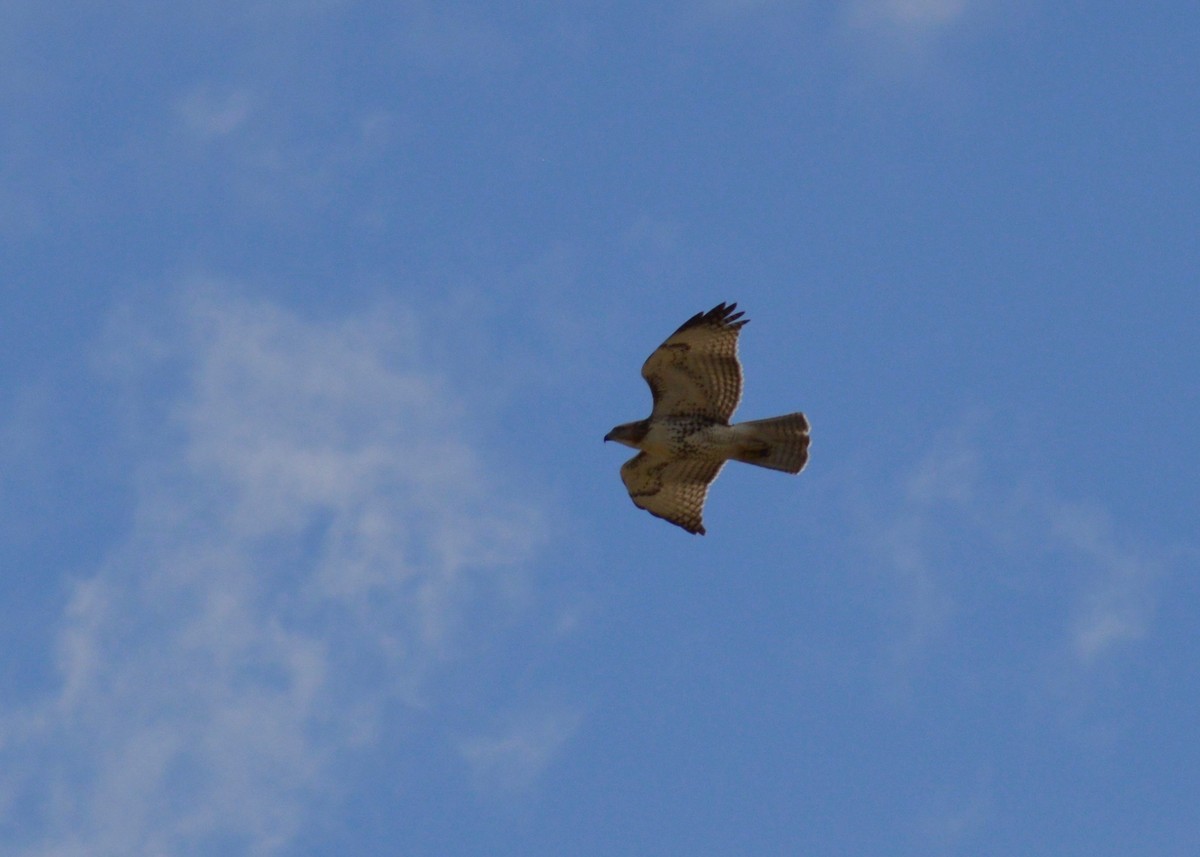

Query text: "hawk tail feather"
[731, 413, 811, 474]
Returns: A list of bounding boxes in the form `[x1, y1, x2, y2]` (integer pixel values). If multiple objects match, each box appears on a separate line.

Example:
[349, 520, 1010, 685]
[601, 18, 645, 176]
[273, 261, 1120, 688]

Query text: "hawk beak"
[603, 430, 614, 442]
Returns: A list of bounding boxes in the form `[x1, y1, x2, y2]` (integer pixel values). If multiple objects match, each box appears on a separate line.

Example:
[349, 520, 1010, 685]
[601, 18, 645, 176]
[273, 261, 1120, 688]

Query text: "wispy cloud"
[839, 0, 987, 75]
[0, 286, 549, 854]
[175, 87, 257, 141]
[849, 419, 1168, 698]
[460, 707, 581, 796]
[1049, 503, 1159, 664]
[914, 768, 992, 851]
[845, 0, 974, 46]
[851, 0, 969, 31]
[680, 0, 989, 83]
[698, 0, 787, 18]
[691, 0, 975, 37]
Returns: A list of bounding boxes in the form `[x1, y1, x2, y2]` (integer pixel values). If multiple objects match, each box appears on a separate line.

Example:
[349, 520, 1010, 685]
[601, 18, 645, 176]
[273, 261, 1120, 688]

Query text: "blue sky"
[2, 1, 1198, 854]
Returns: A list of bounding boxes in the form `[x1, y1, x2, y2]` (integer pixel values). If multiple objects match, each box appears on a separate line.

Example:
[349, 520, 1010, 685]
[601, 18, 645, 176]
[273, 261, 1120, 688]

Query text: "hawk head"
[604, 420, 649, 449]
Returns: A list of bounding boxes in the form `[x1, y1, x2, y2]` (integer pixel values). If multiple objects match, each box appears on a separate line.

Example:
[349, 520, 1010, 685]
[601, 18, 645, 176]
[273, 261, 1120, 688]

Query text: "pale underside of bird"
[605, 302, 810, 535]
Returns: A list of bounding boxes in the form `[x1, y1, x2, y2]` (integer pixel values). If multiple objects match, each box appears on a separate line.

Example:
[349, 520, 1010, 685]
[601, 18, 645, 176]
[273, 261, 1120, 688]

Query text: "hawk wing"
[641, 302, 747, 422]
[620, 452, 726, 536]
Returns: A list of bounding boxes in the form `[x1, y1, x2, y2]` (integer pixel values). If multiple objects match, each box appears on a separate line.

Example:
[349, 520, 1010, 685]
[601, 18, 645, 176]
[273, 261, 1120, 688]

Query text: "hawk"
[605, 302, 810, 535]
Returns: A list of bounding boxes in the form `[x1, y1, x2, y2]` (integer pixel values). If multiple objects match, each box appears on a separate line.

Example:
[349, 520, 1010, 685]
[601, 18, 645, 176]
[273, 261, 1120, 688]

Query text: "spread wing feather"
[641, 302, 747, 422]
[620, 452, 726, 535]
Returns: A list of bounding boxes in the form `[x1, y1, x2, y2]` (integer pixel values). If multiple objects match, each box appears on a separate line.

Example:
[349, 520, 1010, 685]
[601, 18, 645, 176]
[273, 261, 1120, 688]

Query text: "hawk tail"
[731, 413, 811, 474]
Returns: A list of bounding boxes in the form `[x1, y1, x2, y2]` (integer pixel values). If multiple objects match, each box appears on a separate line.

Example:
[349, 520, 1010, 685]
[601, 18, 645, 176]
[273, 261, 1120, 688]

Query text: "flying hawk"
[605, 302, 810, 535]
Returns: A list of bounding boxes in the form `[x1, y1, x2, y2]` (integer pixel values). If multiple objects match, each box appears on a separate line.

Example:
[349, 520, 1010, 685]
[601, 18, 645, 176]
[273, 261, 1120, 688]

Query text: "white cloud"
[856, 432, 971, 688]
[1050, 504, 1158, 664]
[678, 0, 993, 88]
[851, 420, 1165, 697]
[915, 770, 992, 850]
[690, 0, 975, 41]
[0, 287, 548, 854]
[847, 0, 971, 36]
[460, 707, 581, 796]
[176, 88, 257, 140]
[699, 0, 785, 17]
[856, 0, 968, 28]
[839, 0, 988, 74]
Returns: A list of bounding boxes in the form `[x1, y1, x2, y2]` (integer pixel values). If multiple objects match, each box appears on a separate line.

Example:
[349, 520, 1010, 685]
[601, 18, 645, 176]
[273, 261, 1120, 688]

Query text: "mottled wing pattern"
[641, 302, 747, 422]
[620, 452, 726, 535]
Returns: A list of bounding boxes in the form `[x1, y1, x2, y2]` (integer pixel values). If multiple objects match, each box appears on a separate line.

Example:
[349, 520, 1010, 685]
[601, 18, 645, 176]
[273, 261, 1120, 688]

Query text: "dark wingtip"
[709, 301, 747, 327]
[675, 301, 748, 334]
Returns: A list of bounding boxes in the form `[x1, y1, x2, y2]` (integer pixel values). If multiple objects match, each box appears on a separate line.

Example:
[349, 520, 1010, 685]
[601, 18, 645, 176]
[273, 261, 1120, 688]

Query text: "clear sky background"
[2, 2, 1198, 855]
